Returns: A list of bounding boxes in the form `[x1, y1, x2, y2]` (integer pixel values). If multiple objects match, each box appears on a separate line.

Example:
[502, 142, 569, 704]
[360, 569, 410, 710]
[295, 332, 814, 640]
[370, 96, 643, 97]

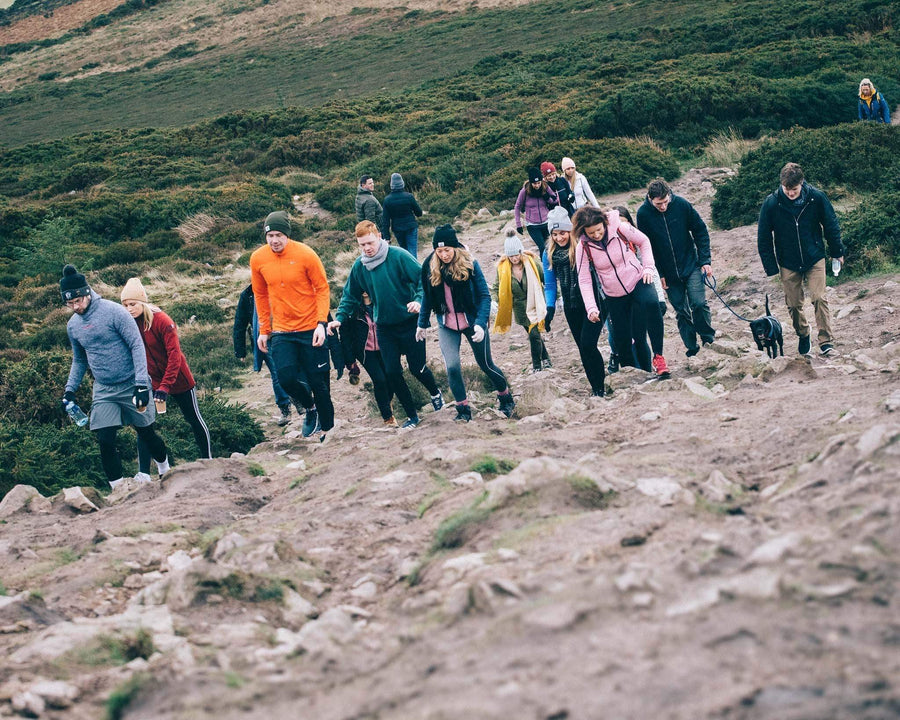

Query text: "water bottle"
[831, 258, 841, 277]
[64, 401, 89, 427]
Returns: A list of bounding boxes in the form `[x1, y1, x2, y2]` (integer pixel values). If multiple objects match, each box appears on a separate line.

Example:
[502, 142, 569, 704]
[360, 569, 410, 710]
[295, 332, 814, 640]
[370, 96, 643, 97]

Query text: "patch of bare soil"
[2, 169, 899, 719]
[0, 0, 122, 45]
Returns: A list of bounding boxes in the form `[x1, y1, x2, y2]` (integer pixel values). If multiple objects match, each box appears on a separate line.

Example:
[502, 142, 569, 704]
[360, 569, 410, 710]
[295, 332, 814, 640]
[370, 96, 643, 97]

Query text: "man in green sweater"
[328, 221, 444, 429]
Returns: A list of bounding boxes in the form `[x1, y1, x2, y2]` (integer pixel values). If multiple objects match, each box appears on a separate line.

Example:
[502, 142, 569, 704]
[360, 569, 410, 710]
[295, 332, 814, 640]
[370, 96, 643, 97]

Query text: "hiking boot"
[383, 416, 398, 427]
[542, 357, 553, 370]
[820, 343, 834, 356]
[590, 389, 604, 397]
[685, 345, 700, 358]
[607, 353, 620, 374]
[401, 416, 420, 430]
[276, 405, 291, 426]
[798, 335, 811, 355]
[454, 404, 472, 423]
[430, 392, 444, 412]
[348, 363, 361, 385]
[301, 407, 320, 438]
[133, 472, 152, 485]
[652, 353, 671, 379]
[498, 393, 516, 418]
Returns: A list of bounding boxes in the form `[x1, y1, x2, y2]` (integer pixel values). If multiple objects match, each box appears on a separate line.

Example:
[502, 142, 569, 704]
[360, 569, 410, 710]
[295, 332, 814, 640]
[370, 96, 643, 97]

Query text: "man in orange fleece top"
[250, 210, 334, 440]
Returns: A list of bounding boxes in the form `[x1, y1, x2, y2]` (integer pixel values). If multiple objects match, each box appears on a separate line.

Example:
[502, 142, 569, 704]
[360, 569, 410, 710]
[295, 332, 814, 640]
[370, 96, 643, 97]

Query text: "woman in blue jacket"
[418, 225, 515, 422]
[858, 78, 891, 123]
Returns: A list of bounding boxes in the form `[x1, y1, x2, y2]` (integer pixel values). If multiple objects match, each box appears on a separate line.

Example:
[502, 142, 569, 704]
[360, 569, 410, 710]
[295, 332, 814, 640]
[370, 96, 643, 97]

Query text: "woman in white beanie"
[121, 278, 211, 480]
[561, 157, 599, 210]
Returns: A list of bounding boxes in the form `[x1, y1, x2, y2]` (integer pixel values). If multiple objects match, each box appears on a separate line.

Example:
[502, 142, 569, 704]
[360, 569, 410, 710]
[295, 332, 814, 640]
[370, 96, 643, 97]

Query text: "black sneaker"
[685, 346, 700, 358]
[607, 353, 619, 374]
[498, 393, 516, 418]
[401, 416, 420, 430]
[454, 404, 472, 422]
[301, 408, 320, 438]
[430, 392, 444, 411]
[542, 357, 553, 370]
[798, 335, 811, 355]
[590, 389, 604, 397]
[820, 343, 834, 356]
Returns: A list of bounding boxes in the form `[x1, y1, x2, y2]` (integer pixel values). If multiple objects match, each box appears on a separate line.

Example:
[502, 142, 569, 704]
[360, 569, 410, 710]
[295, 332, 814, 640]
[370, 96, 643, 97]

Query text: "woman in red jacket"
[121, 277, 211, 480]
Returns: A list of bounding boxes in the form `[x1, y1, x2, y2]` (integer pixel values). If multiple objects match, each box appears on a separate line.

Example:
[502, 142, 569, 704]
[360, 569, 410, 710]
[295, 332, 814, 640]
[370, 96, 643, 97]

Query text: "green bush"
[166, 300, 226, 325]
[178, 325, 243, 389]
[839, 190, 900, 276]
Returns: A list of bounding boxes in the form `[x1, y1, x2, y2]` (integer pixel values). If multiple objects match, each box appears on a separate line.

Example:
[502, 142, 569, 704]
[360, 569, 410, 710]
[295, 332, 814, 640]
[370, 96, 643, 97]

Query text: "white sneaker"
[133, 472, 152, 484]
[155, 457, 170, 476]
[109, 477, 125, 490]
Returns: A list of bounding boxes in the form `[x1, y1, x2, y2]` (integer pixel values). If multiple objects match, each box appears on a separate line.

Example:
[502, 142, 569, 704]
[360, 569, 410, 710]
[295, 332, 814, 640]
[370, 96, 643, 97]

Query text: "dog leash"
[703, 273, 754, 323]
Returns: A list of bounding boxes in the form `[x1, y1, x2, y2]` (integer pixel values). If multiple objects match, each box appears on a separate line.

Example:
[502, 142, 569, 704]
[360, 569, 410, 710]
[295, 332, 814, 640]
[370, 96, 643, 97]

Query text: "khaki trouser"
[779, 259, 833, 345]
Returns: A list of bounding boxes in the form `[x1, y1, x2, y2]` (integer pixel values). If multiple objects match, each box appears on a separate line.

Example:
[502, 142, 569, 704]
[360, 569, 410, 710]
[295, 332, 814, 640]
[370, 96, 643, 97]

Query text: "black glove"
[545, 305, 555, 332]
[62, 390, 77, 410]
[153, 390, 168, 402]
[132, 385, 150, 409]
[516, 226, 523, 235]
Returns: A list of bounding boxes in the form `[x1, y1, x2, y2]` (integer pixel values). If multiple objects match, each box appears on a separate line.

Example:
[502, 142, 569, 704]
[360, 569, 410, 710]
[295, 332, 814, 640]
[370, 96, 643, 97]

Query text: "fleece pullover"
[250, 240, 330, 335]
[336, 246, 425, 327]
[66, 291, 151, 393]
[135, 310, 195, 395]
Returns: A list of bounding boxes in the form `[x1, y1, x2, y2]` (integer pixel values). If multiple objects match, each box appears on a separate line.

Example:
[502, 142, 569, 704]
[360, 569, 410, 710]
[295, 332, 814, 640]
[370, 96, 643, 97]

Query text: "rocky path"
[1, 169, 899, 719]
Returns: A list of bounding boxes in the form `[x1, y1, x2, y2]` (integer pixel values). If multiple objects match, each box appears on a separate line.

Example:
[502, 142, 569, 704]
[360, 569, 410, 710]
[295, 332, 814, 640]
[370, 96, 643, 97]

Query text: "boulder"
[61, 486, 99, 513]
[0, 485, 47, 519]
[28, 680, 79, 709]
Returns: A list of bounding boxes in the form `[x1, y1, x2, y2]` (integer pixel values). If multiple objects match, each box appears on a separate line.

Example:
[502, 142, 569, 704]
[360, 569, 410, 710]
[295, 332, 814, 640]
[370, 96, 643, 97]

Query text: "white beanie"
[504, 232, 524, 257]
[561, 156, 576, 171]
[547, 206, 572, 232]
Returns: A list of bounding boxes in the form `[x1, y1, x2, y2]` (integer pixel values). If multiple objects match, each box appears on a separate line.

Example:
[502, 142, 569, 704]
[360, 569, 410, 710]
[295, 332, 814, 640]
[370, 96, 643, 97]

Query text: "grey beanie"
[547, 206, 572, 232]
[390, 173, 405, 191]
[504, 233, 525, 257]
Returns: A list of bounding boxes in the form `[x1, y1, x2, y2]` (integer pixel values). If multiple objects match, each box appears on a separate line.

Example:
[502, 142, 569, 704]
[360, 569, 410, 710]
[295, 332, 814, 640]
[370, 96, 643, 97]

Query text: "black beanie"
[263, 211, 291, 238]
[432, 224, 461, 249]
[527, 167, 542, 184]
[60, 264, 90, 301]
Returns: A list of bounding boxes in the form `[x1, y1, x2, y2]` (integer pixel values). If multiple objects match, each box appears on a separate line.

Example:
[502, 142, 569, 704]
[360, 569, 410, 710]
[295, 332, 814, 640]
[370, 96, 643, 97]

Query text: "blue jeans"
[665, 268, 716, 351]
[394, 227, 418, 258]
[437, 325, 507, 402]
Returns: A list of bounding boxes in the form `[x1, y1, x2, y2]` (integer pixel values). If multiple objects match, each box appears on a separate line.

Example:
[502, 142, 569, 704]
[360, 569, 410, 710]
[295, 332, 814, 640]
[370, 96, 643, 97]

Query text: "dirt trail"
[1, 169, 899, 719]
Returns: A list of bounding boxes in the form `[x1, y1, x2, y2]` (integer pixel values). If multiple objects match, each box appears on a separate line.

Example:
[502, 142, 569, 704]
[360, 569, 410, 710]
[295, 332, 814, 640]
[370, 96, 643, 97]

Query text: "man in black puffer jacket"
[757, 162, 844, 357]
[637, 178, 716, 357]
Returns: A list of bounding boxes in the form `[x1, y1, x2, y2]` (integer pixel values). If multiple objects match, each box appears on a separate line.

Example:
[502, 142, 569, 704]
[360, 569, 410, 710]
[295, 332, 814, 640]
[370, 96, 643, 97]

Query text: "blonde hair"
[430, 246, 473, 286]
[355, 220, 380, 238]
[136, 303, 154, 332]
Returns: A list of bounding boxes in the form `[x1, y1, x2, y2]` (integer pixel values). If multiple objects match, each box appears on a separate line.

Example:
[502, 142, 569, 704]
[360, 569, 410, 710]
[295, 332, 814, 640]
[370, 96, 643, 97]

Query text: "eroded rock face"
[0, 485, 50, 518]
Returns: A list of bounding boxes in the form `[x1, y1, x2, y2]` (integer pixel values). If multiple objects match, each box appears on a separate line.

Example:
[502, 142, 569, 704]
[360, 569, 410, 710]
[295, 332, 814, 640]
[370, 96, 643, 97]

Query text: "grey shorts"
[90, 380, 156, 430]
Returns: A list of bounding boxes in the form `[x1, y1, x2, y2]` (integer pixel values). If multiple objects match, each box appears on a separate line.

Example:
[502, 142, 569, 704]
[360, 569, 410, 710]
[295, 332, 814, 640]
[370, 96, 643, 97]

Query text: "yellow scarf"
[493, 255, 546, 334]
[859, 89, 874, 107]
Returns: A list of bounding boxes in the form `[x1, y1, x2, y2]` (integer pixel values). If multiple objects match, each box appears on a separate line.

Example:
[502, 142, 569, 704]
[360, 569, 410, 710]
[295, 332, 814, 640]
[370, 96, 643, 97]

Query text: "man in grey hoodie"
[61, 264, 170, 489]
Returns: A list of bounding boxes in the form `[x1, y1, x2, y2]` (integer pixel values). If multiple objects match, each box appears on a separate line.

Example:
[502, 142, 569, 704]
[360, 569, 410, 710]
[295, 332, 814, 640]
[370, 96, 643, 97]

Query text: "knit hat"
[527, 167, 542, 184]
[547, 206, 572, 233]
[432, 224, 461, 249]
[263, 211, 291, 237]
[504, 233, 524, 257]
[390, 173, 405, 191]
[60, 264, 90, 302]
[540, 161, 557, 176]
[561, 157, 576, 171]
[121, 277, 149, 303]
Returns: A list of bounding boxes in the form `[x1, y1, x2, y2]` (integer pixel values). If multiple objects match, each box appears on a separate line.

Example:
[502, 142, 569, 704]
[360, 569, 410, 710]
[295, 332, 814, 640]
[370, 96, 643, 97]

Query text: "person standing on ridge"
[329, 221, 444, 430]
[250, 210, 334, 442]
[757, 162, 844, 357]
[857, 78, 891, 123]
[60, 264, 170, 490]
[382, 173, 423, 257]
[356, 175, 384, 236]
[637, 178, 716, 357]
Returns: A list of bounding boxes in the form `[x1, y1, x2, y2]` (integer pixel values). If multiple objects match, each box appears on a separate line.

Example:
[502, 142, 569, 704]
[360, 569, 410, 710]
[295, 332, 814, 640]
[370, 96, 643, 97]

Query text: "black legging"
[138, 387, 211, 473]
[375, 316, 440, 419]
[96, 424, 167, 485]
[359, 348, 395, 421]
[604, 282, 664, 371]
[563, 302, 606, 394]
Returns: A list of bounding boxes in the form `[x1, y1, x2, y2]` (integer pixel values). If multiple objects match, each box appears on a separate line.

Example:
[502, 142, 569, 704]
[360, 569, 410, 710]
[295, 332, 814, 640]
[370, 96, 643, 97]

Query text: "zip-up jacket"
[575, 211, 655, 315]
[233, 285, 266, 372]
[335, 246, 424, 326]
[636, 193, 710, 284]
[757, 183, 844, 276]
[858, 90, 891, 123]
[382, 190, 422, 241]
[569, 171, 599, 209]
[355, 188, 384, 229]
[418, 253, 491, 330]
[135, 310, 195, 395]
[548, 177, 575, 216]
[514, 185, 559, 227]
[543, 243, 578, 310]
[250, 240, 330, 335]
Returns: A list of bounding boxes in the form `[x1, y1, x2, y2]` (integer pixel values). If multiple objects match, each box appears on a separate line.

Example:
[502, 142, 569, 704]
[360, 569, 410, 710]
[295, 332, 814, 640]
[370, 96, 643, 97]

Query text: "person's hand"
[701, 264, 712, 277]
[153, 390, 168, 402]
[312, 324, 326, 347]
[660, 277, 668, 290]
[587, 309, 601, 323]
[516, 226, 523, 235]
[407, 301, 421, 314]
[415, 327, 427, 342]
[835, 256, 844, 267]
[257, 333, 269, 353]
[326, 320, 341, 335]
[132, 385, 150, 410]
[62, 390, 76, 411]
[642, 268, 654, 284]
[471, 325, 485, 343]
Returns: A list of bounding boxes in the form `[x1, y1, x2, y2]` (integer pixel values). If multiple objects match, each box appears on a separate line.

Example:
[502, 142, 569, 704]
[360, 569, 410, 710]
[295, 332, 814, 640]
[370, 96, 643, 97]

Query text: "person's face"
[861, 82, 873, 94]
[585, 222, 607, 242]
[65, 295, 91, 315]
[435, 246, 455, 264]
[122, 299, 143, 318]
[544, 171, 557, 182]
[363, 178, 375, 191]
[358, 232, 381, 257]
[508, 253, 523, 266]
[361, 291, 372, 305]
[562, 165, 576, 179]
[530, 180, 542, 189]
[782, 184, 802, 201]
[551, 229, 570, 246]
[266, 230, 289, 254]
[650, 194, 671, 212]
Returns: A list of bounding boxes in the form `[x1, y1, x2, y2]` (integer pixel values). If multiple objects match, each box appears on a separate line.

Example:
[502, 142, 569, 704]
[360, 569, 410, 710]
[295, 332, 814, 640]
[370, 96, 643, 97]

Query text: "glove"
[545, 305, 556, 331]
[516, 226, 523, 235]
[62, 390, 76, 411]
[471, 325, 485, 343]
[132, 385, 150, 410]
[153, 390, 168, 402]
[415, 327, 427, 342]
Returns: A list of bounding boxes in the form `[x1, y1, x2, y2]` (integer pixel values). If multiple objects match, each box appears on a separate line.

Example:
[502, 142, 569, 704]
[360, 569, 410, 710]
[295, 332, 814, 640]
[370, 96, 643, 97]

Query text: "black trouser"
[376, 316, 439, 419]
[526, 223, 549, 256]
[270, 330, 335, 432]
[138, 387, 211, 473]
[526, 324, 550, 370]
[605, 282, 664, 371]
[360, 348, 395, 421]
[563, 302, 606, 394]
[96, 424, 167, 485]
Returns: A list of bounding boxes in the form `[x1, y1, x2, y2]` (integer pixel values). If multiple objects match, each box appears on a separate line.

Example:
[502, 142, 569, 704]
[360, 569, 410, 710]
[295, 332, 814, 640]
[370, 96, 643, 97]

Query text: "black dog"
[750, 295, 784, 359]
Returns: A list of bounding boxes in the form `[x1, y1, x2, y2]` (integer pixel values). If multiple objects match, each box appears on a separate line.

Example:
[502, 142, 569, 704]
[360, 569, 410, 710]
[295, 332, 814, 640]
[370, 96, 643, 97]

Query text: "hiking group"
[60, 149, 846, 490]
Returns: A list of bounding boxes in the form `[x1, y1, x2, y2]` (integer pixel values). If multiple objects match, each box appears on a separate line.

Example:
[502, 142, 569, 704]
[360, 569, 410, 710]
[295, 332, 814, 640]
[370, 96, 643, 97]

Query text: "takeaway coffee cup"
[155, 398, 167, 414]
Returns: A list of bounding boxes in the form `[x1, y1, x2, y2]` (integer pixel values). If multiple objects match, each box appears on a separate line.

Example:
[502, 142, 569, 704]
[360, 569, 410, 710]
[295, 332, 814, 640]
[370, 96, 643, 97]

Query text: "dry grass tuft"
[176, 213, 232, 242]
[702, 128, 763, 167]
